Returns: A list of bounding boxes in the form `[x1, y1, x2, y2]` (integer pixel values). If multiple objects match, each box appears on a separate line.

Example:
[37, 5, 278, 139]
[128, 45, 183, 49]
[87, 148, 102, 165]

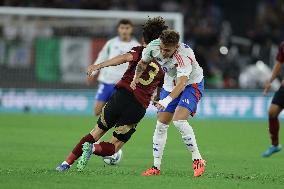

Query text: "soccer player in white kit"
[92, 19, 140, 116]
[130, 30, 206, 177]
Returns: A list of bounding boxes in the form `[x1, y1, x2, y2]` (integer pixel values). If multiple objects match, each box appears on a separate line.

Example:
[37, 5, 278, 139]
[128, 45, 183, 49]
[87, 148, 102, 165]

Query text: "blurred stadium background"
[0, 1, 284, 189]
[0, 0, 284, 118]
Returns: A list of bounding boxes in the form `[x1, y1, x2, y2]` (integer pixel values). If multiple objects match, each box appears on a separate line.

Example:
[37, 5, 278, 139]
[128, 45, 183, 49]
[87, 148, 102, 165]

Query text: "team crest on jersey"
[184, 44, 190, 48]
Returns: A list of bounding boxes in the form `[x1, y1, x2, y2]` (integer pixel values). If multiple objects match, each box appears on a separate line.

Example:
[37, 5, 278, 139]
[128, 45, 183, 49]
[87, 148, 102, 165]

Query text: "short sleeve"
[141, 46, 153, 63]
[127, 46, 141, 62]
[276, 42, 284, 63]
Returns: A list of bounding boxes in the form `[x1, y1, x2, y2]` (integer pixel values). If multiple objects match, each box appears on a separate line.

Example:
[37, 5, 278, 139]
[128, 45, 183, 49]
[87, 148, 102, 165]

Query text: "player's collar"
[118, 36, 132, 43]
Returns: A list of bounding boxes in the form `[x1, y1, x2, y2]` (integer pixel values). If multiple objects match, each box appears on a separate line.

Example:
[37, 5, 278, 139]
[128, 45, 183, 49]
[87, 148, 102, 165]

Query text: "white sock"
[62, 161, 70, 165]
[153, 121, 169, 170]
[173, 120, 202, 160]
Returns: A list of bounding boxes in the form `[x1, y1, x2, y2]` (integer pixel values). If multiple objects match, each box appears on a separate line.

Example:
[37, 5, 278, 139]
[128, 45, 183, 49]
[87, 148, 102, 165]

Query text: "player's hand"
[86, 64, 100, 77]
[151, 95, 160, 106]
[155, 96, 172, 111]
[155, 102, 165, 111]
[130, 77, 139, 90]
[263, 82, 272, 96]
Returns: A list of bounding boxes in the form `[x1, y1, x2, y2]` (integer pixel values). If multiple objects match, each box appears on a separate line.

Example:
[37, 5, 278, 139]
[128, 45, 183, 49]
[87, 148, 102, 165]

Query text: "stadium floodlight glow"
[219, 46, 228, 55]
[0, 7, 184, 41]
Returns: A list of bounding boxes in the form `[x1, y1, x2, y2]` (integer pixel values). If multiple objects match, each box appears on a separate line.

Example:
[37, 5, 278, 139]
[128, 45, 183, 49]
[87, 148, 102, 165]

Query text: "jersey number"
[139, 62, 159, 86]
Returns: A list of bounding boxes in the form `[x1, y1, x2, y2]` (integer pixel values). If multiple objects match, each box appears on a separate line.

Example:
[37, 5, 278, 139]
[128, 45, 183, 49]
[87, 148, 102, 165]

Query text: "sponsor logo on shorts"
[182, 99, 190, 104]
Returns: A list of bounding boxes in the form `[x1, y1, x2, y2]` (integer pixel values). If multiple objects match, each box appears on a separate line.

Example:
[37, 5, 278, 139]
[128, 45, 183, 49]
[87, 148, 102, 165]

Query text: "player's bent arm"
[169, 76, 188, 99]
[158, 76, 188, 108]
[263, 60, 282, 95]
[269, 60, 282, 83]
[152, 86, 162, 105]
[130, 60, 148, 90]
[97, 53, 133, 69]
[86, 53, 133, 76]
[134, 60, 148, 79]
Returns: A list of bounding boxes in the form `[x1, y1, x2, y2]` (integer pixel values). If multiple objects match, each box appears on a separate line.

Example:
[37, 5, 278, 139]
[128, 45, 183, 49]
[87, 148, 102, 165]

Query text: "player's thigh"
[268, 104, 282, 118]
[97, 91, 121, 132]
[173, 106, 191, 121]
[158, 88, 180, 124]
[90, 126, 108, 141]
[157, 112, 174, 125]
[108, 136, 125, 153]
[94, 101, 106, 116]
[270, 86, 284, 118]
[95, 83, 115, 108]
[173, 85, 201, 121]
[118, 94, 146, 125]
[114, 101, 146, 143]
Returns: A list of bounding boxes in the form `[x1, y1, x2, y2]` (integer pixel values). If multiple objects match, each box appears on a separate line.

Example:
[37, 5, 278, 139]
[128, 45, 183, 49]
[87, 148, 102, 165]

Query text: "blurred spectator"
[0, 0, 283, 89]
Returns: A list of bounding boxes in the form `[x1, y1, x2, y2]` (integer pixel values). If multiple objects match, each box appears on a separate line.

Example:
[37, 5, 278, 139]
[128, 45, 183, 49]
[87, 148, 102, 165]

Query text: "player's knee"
[155, 121, 169, 135]
[113, 125, 136, 143]
[173, 120, 192, 136]
[94, 107, 102, 116]
[268, 111, 278, 119]
[157, 113, 172, 125]
[268, 107, 280, 119]
[173, 120, 187, 128]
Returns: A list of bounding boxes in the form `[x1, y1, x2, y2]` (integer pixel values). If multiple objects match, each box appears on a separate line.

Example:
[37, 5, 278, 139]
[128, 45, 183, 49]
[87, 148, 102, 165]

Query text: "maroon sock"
[93, 142, 115, 157]
[269, 117, 280, 146]
[66, 133, 96, 165]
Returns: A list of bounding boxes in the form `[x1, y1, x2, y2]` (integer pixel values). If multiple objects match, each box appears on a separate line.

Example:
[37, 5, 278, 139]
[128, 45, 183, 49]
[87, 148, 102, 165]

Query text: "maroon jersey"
[276, 41, 284, 63]
[116, 46, 164, 108]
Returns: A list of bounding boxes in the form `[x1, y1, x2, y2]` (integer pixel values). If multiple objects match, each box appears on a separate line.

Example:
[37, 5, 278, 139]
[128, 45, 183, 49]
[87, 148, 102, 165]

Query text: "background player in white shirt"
[91, 19, 140, 116]
[130, 30, 206, 177]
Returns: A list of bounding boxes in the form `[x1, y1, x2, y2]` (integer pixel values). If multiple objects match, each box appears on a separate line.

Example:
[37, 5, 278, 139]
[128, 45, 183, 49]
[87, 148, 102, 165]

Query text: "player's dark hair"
[160, 29, 180, 46]
[142, 17, 168, 44]
[117, 19, 133, 27]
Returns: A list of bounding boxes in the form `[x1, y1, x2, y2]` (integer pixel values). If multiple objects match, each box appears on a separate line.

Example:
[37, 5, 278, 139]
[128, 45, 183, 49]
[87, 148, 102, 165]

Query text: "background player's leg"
[263, 104, 282, 157]
[268, 104, 282, 146]
[94, 83, 115, 116]
[173, 106, 202, 160]
[152, 112, 173, 170]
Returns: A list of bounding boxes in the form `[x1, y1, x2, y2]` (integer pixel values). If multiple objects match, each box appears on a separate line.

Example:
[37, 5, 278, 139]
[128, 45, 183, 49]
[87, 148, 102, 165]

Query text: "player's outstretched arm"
[130, 60, 148, 90]
[86, 53, 133, 77]
[263, 60, 282, 96]
[156, 76, 188, 110]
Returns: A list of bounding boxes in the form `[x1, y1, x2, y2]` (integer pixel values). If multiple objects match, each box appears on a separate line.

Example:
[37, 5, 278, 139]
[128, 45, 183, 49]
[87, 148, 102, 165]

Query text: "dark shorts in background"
[272, 85, 284, 109]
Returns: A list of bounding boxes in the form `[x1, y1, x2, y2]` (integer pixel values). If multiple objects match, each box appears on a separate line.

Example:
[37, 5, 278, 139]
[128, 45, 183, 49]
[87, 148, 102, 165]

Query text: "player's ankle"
[152, 165, 160, 170]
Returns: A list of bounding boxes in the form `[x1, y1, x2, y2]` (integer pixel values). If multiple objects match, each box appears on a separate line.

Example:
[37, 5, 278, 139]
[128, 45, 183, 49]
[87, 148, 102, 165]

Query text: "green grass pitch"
[0, 113, 283, 189]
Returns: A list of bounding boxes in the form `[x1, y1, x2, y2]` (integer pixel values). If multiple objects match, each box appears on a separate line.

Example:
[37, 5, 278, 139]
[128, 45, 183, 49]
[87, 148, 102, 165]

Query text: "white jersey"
[142, 39, 203, 92]
[95, 36, 140, 84]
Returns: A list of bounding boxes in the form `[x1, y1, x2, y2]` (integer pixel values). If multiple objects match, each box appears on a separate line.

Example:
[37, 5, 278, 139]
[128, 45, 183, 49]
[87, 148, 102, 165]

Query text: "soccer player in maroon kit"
[56, 17, 167, 171]
[262, 40, 284, 157]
